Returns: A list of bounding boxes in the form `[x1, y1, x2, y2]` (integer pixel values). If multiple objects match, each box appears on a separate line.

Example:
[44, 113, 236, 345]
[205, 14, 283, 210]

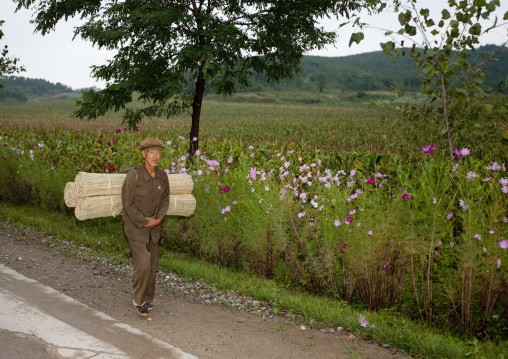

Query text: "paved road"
[0, 263, 197, 359]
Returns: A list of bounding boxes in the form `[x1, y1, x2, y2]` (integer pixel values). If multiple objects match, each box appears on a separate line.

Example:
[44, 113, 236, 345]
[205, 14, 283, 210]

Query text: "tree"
[351, 0, 508, 160]
[15, 0, 381, 156]
[315, 72, 329, 92]
[0, 20, 25, 88]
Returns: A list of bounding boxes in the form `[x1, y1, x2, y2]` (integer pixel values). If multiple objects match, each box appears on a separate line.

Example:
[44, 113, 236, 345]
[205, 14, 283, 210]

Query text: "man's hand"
[144, 216, 161, 229]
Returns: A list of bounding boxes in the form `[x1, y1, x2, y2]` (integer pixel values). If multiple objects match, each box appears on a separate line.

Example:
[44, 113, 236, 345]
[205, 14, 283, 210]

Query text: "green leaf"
[439, 60, 449, 73]
[503, 130, 508, 139]
[481, 104, 493, 116]
[441, 9, 451, 20]
[431, 29, 439, 36]
[504, 11, 508, 20]
[398, 10, 411, 26]
[404, 24, 417, 36]
[469, 23, 481, 36]
[349, 32, 364, 47]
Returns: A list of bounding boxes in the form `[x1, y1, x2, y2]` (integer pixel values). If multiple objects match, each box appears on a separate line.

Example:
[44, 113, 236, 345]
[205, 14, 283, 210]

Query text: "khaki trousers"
[128, 233, 159, 306]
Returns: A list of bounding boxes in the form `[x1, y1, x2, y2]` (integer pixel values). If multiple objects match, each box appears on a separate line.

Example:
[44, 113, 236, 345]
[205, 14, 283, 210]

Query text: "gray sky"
[1, 0, 506, 90]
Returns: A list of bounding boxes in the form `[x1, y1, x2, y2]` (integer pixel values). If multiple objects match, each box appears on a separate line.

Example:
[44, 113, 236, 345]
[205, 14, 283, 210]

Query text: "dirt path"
[0, 219, 409, 359]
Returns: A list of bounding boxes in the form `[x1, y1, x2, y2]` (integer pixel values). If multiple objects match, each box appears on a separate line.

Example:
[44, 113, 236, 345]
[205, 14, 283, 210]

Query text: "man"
[121, 137, 170, 317]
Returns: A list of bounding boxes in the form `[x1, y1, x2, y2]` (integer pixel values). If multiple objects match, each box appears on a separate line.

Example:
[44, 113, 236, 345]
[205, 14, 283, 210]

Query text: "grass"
[1, 199, 507, 359]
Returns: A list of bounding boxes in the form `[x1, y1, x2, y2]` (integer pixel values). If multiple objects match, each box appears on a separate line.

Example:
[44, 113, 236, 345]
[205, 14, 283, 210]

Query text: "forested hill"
[246, 44, 508, 93]
[0, 76, 82, 103]
[1, 44, 506, 104]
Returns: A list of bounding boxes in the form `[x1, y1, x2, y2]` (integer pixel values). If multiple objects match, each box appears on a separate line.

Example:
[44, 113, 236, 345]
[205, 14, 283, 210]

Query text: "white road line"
[0, 264, 197, 359]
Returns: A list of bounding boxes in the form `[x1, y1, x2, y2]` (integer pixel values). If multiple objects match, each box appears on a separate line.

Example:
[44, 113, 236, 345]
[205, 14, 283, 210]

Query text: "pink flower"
[499, 240, 508, 249]
[367, 230, 373, 236]
[334, 219, 341, 227]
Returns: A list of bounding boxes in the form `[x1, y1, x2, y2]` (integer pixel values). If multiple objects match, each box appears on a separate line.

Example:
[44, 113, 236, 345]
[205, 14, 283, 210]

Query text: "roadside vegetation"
[1, 94, 507, 358]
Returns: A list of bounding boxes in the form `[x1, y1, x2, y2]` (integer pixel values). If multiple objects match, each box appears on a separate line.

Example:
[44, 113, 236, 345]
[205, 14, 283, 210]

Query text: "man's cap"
[139, 137, 165, 151]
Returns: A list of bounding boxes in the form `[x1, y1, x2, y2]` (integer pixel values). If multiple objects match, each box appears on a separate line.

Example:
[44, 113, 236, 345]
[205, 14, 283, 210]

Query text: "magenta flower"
[134, 126, 139, 132]
[115, 129, 121, 134]
[345, 217, 353, 224]
[402, 193, 411, 201]
[381, 263, 388, 269]
[358, 315, 369, 327]
[107, 142, 111, 147]
[366, 178, 375, 185]
[224, 186, 230, 192]
[342, 243, 347, 248]
[487, 162, 501, 171]
[108, 165, 115, 172]
[113, 139, 118, 143]
[460, 148, 470, 157]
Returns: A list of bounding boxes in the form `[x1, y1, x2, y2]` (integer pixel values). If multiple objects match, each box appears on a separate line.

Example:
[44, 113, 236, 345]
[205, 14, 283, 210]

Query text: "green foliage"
[0, 20, 25, 87]
[364, 0, 508, 159]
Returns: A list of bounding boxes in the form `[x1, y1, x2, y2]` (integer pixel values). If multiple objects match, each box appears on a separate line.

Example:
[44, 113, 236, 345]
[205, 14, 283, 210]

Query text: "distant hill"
[0, 76, 83, 104]
[1, 44, 506, 104]
[245, 44, 508, 93]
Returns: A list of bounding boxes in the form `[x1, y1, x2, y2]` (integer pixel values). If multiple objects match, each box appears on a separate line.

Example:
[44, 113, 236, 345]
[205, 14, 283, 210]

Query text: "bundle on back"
[65, 172, 196, 220]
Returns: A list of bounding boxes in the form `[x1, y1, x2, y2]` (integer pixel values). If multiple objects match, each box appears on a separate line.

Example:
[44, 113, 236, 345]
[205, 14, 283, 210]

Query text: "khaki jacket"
[121, 164, 170, 243]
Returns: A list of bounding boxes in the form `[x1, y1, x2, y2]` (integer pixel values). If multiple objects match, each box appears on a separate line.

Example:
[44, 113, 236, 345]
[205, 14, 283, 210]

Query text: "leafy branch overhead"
[351, 0, 508, 160]
[0, 20, 26, 88]
[15, 0, 382, 155]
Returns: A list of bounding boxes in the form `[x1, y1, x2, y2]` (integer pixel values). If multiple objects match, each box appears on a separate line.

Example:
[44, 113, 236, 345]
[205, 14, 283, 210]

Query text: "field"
[1, 95, 507, 358]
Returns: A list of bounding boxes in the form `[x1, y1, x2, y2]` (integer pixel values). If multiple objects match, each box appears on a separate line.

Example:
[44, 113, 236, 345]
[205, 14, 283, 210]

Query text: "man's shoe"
[146, 303, 153, 311]
[133, 302, 150, 317]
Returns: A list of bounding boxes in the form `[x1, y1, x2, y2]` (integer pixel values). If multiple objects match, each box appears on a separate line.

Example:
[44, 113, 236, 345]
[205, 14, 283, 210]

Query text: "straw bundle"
[74, 194, 196, 220]
[67, 172, 194, 199]
[75, 195, 123, 220]
[64, 182, 76, 207]
[65, 171, 196, 220]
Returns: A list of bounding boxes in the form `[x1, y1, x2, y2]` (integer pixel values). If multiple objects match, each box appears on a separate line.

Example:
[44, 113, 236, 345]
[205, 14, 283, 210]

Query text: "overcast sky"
[1, 0, 506, 90]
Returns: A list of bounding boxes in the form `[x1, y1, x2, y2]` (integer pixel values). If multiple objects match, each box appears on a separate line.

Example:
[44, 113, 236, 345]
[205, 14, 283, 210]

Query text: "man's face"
[142, 149, 162, 168]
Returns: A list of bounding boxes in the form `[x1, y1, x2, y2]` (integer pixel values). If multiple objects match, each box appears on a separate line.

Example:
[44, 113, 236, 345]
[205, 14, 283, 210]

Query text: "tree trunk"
[189, 66, 205, 158]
